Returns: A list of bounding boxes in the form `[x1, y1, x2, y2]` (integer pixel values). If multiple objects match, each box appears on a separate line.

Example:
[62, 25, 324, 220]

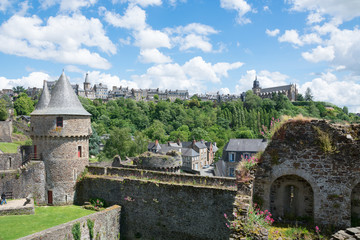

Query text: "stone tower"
[30, 72, 92, 205]
[252, 76, 261, 96]
[84, 72, 91, 91]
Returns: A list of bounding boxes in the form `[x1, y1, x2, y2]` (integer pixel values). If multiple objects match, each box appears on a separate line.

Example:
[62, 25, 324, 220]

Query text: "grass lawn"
[0, 205, 94, 240]
[0, 142, 20, 153]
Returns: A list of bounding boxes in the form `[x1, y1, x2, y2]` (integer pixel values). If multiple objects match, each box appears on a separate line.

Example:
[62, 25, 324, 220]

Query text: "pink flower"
[224, 213, 228, 219]
[315, 226, 320, 233]
[226, 223, 230, 228]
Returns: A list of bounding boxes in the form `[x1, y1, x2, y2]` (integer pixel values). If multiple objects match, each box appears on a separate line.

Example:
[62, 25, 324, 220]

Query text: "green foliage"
[12, 86, 26, 94]
[14, 93, 34, 116]
[89, 126, 101, 156]
[313, 126, 336, 154]
[0, 99, 8, 121]
[72, 222, 81, 240]
[304, 87, 314, 101]
[87, 219, 94, 240]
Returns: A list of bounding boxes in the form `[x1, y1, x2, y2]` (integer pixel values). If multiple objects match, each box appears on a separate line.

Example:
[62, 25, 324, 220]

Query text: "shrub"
[72, 222, 81, 240]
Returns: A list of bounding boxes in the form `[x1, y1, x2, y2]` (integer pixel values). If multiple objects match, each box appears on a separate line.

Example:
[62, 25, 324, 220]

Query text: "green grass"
[0, 205, 94, 240]
[0, 142, 20, 153]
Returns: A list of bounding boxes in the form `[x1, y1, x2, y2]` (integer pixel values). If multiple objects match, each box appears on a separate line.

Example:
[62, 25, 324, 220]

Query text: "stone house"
[216, 139, 268, 177]
[253, 120, 360, 227]
[147, 140, 217, 171]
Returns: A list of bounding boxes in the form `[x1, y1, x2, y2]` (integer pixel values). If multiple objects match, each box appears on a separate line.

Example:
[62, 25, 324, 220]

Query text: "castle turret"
[31, 71, 92, 205]
[84, 72, 91, 91]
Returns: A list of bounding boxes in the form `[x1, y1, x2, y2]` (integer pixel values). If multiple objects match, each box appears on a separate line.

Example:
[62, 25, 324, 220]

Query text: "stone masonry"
[254, 119, 360, 227]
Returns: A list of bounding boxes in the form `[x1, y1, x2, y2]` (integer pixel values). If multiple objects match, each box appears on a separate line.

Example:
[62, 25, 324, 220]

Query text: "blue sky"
[0, 0, 359, 112]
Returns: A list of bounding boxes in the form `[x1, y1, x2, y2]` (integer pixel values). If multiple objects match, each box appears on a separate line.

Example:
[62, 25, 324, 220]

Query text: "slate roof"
[182, 148, 199, 157]
[33, 80, 50, 113]
[31, 72, 91, 116]
[182, 141, 207, 149]
[84, 73, 90, 83]
[260, 84, 293, 94]
[224, 139, 268, 152]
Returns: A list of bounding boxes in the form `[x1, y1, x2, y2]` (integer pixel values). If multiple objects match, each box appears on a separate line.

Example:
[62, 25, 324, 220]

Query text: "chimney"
[177, 138, 181, 146]
[201, 139, 204, 144]
[168, 141, 170, 146]
[192, 139, 196, 147]
[155, 139, 159, 145]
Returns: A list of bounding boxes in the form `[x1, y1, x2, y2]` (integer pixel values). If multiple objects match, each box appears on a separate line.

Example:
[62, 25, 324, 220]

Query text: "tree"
[244, 90, 262, 110]
[103, 127, 132, 159]
[89, 126, 101, 156]
[343, 106, 349, 115]
[0, 99, 8, 121]
[296, 93, 304, 101]
[12, 86, 26, 94]
[304, 88, 314, 101]
[154, 94, 159, 100]
[13, 93, 34, 115]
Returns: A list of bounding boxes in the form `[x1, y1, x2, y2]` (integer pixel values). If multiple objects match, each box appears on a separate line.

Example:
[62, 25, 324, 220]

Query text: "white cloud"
[166, 23, 218, 52]
[87, 71, 139, 89]
[219, 88, 230, 95]
[132, 56, 243, 93]
[265, 28, 280, 37]
[139, 48, 172, 63]
[134, 28, 171, 49]
[288, 0, 360, 22]
[306, 12, 324, 25]
[0, 0, 11, 12]
[300, 73, 360, 112]
[220, 0, 252, 24]
[0, 14, 115, 69]
[60, 0, 97, 12]
[278, 29, 303, 46]
[168, 0, 186, 6]
[116, 0, 162, 8]
[278, 29, 322, 46]
[0, 72, 51, 89]
[302, 46, 335, 62]
[39, 0, 97, 11]
[103, 5, 146, 31]
[65, 65, 85, 73]
[263, 6, 270, 12]
[235, 69, 290, 93]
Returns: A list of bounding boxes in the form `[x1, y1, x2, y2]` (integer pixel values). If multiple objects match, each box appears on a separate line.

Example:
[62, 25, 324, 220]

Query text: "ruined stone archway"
[351, 183, 360, 226]
[270, 175, 314, 221]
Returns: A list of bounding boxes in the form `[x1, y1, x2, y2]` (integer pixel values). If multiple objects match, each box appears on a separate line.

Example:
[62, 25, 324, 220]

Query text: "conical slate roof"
[84, 73, 90, 83]
[32, 80, 50, 114]
[31, 72, 90, 116]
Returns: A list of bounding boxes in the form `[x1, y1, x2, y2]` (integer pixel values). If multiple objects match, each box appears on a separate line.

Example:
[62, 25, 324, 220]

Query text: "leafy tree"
[103, 127, 132, 159]
[89, 126, 101, 156]
[13, 93, 34, 115]
[244, 90, 262, 110]
[154, 94, 159, 100]
[343, 106, 349, 115]
[304, 87, 314, 101]
[12, 86, 26, 94]
[296, 93, 304, 101]
[130, 131, 149, 156]
[0, 99, 8, 121]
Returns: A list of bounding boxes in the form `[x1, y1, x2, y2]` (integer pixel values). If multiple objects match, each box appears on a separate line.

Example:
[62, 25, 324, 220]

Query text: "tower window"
[56, 117, 63, 127]
[78, 146, 82, 158]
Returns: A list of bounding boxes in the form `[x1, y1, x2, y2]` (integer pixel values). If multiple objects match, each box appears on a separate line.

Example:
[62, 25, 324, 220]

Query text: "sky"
[0, 0, 359, 112]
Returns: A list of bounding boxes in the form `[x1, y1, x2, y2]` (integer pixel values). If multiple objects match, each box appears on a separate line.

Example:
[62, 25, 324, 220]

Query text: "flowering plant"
[260, 117, 281, 140]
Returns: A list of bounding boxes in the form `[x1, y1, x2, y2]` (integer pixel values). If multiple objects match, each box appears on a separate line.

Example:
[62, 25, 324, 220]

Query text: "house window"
[195, 163, 198, 170]
[229, 152, 235, 162]
[243, 153, 250, 159]
[56, 117, 63, 127]
[229, 168, 235, 177]
[78, 146, 82, 158]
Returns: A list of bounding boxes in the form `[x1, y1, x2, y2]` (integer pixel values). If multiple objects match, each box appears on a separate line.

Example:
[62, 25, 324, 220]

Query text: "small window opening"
[56, 117, 63, 127]
[78, 146, 82, 158]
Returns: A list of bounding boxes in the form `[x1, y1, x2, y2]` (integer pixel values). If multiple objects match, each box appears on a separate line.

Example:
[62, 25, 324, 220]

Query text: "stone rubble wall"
[0, 121, 12, 142]
[75, 174, 237, 240]
[19, 205, 121, 240]
[0, 161, 45, 203]
[254, 120, 360, 227]
[87, 165, 237, 189]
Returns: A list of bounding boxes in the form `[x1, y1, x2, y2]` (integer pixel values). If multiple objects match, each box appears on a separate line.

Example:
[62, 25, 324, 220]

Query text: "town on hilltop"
[0, 71, 359, 240]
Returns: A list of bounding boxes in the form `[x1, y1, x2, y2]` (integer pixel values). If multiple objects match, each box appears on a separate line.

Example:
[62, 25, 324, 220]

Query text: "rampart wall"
[87, 166, 236, 190]
[76, 167, 237, 240]
[0, 161, 45, 203]
[0, 121, 12, 142]
[19, 205, 121, 240]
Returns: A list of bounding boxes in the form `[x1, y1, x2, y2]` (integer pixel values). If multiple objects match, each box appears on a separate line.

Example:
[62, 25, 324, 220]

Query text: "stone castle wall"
[76, 168, 237, 240]
[0, 151, 22, 170]
[88, 166, 236, 189]
[19, 205, 121, 240]
[254, 120, 360, 227]
[0, 121, 12, 142]
[0, 161, 45, 203]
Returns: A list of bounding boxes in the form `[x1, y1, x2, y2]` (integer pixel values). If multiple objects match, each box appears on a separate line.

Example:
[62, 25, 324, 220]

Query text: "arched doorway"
[270, 175, 314, 221]
[351, 183, 360, 226]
